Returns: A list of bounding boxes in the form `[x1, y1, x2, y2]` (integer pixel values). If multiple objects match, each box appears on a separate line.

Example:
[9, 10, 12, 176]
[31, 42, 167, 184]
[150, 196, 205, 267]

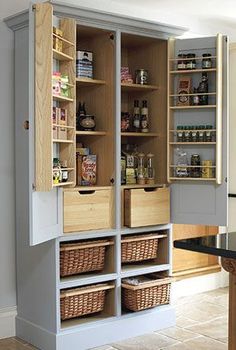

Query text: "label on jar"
[202, 60, 212, 69]
[178, 63, 186, 70]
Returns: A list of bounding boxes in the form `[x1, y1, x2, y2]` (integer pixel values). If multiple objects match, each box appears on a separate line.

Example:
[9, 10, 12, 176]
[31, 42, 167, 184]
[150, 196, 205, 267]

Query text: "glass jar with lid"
[202, 53, 212, 69]
[177, 54, 186, 70]
[186, 53, 196, 70]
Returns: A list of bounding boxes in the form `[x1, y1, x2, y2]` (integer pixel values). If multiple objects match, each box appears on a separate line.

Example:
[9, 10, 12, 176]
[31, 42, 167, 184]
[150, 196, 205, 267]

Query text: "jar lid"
[202, 53, 212, 57]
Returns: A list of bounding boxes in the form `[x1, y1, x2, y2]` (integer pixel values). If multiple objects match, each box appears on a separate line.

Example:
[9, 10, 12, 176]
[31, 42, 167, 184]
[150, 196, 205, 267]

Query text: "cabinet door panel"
[169, 35, 228, 226]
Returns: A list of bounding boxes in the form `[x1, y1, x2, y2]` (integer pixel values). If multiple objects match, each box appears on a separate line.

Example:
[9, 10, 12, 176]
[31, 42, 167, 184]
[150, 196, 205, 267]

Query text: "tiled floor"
[0, 287, 228, 350]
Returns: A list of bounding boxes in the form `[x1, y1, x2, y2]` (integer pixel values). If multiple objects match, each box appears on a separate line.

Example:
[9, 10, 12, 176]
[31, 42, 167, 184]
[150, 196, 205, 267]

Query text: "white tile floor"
[0, 287, 228, 350]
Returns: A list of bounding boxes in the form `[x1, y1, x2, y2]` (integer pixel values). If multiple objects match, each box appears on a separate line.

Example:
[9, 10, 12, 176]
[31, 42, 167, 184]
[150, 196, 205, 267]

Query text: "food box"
[81, 155, 97, 186]
[177, 77, 191, 106]
[76, 50, 93, 79]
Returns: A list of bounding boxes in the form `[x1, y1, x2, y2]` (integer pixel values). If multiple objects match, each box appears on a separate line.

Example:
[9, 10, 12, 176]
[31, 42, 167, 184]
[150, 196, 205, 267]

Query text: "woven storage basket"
[121, 233, 160, 263]
[122, 275, 172, 312]
[60, 240, 113, 277]
[60, 283, 114, 320]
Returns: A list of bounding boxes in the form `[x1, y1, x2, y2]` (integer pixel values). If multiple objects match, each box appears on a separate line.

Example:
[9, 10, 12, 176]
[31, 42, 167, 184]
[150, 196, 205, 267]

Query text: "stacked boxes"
[52, 107, 68, 140]
[76, 50, 93, 79]
[121, 66, 133, 84]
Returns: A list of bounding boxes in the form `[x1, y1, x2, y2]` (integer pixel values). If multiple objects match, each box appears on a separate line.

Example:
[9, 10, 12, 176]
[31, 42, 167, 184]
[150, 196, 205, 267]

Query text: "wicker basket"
[122, 274, 172, 312]
[60, 283, 114, 320]
[60, 240, 113, 277]
[121, 233, 161, 263]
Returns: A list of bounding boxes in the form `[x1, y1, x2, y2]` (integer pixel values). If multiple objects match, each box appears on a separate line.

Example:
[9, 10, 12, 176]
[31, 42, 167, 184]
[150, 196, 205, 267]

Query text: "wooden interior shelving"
[170, 105, 216, 110]
[53, 139, 74, 144]
[53, 48, 74, 61]
[53, 94, 74, 102]
[76, 77, 106, 86]
[121, 83, 158, 91]
[169, 142, 216, 145]
[121, 132, 158, 137]
[53, 181, 74, 187]
[169, 177, 216, 181]
[76, 130, 107, 136]
[170, 68, 217, 74]
[169, 55, 217, 61]
[52, 33, 75, 47]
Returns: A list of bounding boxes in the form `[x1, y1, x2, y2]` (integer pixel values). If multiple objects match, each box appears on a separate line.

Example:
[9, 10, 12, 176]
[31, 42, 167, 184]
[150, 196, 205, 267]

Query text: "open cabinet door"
[168, 35, 228, 226]
[28, 3, 63, 245]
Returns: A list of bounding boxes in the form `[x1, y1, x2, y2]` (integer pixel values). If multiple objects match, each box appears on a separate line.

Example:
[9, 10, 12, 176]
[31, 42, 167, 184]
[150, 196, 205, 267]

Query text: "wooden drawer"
[124, 187, 170, 227]
[64, 187, 113, 233]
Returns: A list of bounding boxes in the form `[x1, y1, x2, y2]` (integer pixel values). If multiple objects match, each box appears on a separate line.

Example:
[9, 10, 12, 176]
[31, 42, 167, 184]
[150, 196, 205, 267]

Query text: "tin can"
[191, 154, 201, 177]
[135, 69, 148, 85]
[202, 160, 213, 178]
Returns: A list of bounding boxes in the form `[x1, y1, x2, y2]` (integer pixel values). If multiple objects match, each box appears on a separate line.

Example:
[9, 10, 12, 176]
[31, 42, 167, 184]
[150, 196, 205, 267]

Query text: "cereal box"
[81, 155, 97, 186]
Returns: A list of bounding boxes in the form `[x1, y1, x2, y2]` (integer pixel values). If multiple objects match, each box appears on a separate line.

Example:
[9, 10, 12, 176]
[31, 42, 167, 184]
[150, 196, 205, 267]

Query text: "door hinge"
[225, 177, 227, 183]
[32, 183, 36, 190]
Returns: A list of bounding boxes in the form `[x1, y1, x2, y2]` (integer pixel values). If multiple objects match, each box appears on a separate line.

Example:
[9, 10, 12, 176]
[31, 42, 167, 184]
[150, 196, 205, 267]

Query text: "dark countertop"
[174, 232, 236, 260]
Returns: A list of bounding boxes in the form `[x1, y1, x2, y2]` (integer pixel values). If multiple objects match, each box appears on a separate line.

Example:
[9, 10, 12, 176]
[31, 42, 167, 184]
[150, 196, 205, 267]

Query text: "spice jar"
[177, 126, 184, 142]
[202, 54, 212, 69]
[177, 54, 186, 70]
[186, 53, 196, 70]
[191, 154, 201, 177]
[146, 153, 155, 184]
[205, 125, 213, 142]
[184, 126, 191, 142]
[191, 126, 198, 142]
[53, 158, 62, 184]
[198, 126, 205, 142]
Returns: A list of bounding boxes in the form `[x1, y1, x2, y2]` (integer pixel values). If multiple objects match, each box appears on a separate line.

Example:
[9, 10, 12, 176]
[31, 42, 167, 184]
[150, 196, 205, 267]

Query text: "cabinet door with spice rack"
[168, 35, 228, 226]
[34, 3, 76, 192]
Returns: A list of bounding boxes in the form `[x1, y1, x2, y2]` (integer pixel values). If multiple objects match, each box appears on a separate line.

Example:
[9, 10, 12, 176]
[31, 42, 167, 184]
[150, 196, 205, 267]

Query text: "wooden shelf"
[169, 177, 216, 181]
[121, 83, 158, 91]
[53, 182, 74, 187]
[76, 77, 106, 86]
[52, 33, 75, 47]
[52, 49, 74, 61]
[53, 125, 75, 129]
[170, 105, 216, 110]
[170, 68, 217, 74]
[52, 168, 74, 172]
[121, 132, 158, 137]
[169, 142, 216, 145]
[169, 56, 217, 61]
[67, 186, 113, 191]
[76, 130, 107, 136]
[53, 139, 74, 143]
[121, 184, 165, 189]
[53, 94, 74, 102]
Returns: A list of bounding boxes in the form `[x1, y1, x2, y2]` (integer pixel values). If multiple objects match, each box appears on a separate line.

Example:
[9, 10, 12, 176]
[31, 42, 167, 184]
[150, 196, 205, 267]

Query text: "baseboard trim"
[0, 306, 17, 339]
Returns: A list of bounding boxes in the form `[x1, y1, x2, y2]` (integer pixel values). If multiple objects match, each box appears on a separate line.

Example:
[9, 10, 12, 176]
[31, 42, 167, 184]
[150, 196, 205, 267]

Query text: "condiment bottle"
[184, 126, 191, 142]
[146, 153, 155, 184]
[177, 54, 186, 70]
[141, 100, 149, 133]
[191, 126, 197, 142]
[137, 152, 146, 185]
[61, 160, 69, 182]
[133, 100, 140, 132]
[202, 54, 212, 69]
[198, 125, 205, 142]
[177, 126, 184, 142]
[198, 73, 208, 105]
[205, 125, 213, 142]
[53, 158, 62, 184]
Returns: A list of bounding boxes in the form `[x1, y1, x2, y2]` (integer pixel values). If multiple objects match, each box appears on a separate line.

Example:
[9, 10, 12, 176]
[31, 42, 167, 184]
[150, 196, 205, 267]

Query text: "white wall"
[1, 0, 236, 338]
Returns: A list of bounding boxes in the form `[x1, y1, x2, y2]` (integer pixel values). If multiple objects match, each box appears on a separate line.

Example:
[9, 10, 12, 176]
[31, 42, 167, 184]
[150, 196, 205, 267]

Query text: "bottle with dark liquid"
[141, 100, 149, 133]
[76, 102, 87, 130]
[198, 73, 208, 105]
[133, 100, 140, 132]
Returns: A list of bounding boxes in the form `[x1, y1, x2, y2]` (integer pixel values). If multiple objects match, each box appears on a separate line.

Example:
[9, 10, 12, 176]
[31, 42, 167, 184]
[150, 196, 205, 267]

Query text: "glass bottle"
[146, 153, 155, 184]
[133, 100, 140, 132]
[198, 73, 208, 105]
[137, 152, 146, 185]
[141, 100, 149, 133]
[61, 160, 69, 183]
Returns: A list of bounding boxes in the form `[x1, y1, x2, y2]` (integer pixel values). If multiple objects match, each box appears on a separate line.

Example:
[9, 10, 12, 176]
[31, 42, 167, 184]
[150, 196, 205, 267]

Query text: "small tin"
[135, 69, 148, 85]
[202, 160, 213, 178]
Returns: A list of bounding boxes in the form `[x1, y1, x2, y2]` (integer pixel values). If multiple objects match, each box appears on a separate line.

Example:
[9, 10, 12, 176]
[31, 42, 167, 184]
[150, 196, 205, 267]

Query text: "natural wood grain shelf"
[53, 124, 75, 129]
[121, 184, 166, 189]
[121, 83, 158, 91]
[76, 77, 106, 86]
[52, 33, 75, 46]
[170, 68, 217, 74]
[76, 130, 107, 136]
[169, 177, 216, 181]
[170, 105, 216, 110]
[53, 181, 74, 187]
[53, 139, 74, 143]
[68, 185, 113, 191]
[169, 142, 216, 145]
[52, 94, 74, 102]
[121, 132, 158, 137]
[52, 168, 74, 172]
[52, 48, 74, 61]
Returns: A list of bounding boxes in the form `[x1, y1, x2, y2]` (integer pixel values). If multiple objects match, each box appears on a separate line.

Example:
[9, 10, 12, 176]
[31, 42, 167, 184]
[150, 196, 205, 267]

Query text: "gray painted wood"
[15, 26, 58, 332]
[170, 36, 228, 226]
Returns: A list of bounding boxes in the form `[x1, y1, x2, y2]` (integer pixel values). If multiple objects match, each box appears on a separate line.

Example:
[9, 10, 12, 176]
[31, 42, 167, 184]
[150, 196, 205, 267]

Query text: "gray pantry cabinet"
[5, 1, 228, 350]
